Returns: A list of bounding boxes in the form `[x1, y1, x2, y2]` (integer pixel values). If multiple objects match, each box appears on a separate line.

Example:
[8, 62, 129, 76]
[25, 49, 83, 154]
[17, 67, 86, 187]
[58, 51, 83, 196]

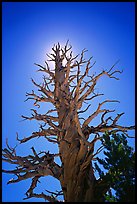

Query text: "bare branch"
[23, 192, 59, 202]
[6, 138, 17, 155]
[112, 112, 124, 125]
[45, 189, 63, 197]
[78, 104, 91, 114]
[16, 128, 57, 144]
[26, 176, 41, 197]
[25, 90, 54, 107]
[73, 57, 94, 103]
[6, 171, 41, 184]
[21, 110, 61, 132]
[100, 109, 115, 125]
[2, 145, 62, 185]
[83, 100, 119, 127]
[92, 145, 104, 159]
[46, 109, 57, 115]
[107, 60, 120, 73]
[85, 93, 104, 101]
[77, 62, 122, 110]
[31, 78, 54, 98]
[88, 124, 135, 136]
[34, 63, 55, 79]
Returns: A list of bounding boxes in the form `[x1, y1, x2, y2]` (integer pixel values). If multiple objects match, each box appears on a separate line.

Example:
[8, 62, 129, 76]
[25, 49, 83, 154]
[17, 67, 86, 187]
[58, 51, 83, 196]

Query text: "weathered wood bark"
[2, 41, 134, 202]
[53, 47, 95, 202]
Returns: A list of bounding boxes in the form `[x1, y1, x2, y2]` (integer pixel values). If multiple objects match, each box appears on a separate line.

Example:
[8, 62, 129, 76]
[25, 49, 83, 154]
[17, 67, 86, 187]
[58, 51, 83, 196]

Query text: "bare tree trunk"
[61, 155, 96, 202]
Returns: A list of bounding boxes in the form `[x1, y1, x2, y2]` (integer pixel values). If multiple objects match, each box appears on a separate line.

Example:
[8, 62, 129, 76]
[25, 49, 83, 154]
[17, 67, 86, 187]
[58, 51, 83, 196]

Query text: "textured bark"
[2, 41, 134, 202]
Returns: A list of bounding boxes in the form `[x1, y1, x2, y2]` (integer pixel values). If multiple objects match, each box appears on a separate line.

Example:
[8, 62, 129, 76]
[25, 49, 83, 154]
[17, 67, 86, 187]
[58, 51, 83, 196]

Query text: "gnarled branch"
[82, 100, 119, 128]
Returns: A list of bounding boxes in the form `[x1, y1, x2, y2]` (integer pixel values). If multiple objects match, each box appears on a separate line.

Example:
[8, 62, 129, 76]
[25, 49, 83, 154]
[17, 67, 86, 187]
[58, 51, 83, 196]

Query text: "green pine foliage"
[94, 132, 135, 202]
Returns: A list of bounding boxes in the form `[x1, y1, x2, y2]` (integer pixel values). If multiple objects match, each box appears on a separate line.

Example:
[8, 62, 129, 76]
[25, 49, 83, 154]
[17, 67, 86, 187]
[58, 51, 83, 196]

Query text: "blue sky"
[2, 2, 135, 202]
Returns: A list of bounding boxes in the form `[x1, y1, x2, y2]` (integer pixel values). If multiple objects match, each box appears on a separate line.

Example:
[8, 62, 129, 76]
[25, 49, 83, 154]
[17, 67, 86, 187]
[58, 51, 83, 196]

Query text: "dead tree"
[2, 41, 135, 202]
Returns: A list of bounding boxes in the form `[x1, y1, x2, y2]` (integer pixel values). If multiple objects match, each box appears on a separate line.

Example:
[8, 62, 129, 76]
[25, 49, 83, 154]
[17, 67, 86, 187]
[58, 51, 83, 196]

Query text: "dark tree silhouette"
[94, 132, 135, 202]
[2, 41, 135, 202]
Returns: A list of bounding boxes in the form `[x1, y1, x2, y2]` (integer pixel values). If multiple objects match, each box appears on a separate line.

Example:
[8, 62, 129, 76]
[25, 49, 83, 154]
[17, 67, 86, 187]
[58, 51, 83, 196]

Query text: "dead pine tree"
[2, 41, 135, 202]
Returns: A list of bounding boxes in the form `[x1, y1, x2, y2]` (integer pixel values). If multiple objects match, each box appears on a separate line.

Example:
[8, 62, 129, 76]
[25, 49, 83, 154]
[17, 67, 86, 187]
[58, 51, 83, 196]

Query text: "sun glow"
[40, 38, 79, 72]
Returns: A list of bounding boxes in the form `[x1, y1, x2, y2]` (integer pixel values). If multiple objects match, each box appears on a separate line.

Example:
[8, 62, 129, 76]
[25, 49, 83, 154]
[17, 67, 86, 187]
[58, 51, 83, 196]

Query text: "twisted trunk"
[54, 51, 97, 202]
[60, 143, 96, 202]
